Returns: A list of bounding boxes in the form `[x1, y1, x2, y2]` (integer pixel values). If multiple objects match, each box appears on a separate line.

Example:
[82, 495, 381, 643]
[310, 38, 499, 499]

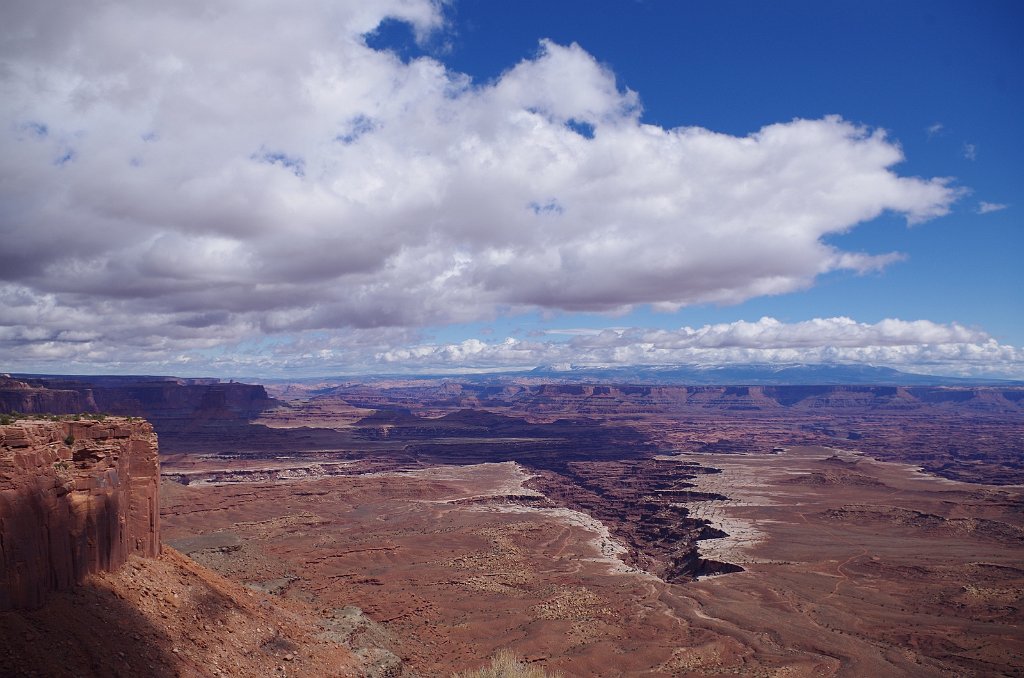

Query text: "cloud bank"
[4, 314, 1020, 380]
[377, 318, 1024, 378]
[0, 1, 994, 376]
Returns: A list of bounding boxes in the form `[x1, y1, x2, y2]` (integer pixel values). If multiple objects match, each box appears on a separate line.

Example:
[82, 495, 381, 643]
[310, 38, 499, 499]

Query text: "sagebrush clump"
[453, 650, 558, 678]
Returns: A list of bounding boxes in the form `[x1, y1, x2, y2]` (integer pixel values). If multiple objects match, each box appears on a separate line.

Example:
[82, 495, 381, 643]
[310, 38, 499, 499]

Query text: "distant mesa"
[0, 375, 96, 415]
[2, 373, 278, 430]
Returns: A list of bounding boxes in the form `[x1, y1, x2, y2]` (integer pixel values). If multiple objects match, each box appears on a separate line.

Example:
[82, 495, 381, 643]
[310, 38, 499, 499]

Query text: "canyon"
[1, 375, 1022, 675]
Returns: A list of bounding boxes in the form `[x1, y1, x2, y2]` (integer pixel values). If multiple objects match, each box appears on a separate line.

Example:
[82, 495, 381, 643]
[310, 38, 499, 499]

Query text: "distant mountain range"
[512, 363, 1021, 386]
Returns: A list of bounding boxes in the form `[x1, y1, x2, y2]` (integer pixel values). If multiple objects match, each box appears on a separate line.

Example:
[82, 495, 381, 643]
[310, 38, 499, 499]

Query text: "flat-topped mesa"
[0, 375, 97, 415]
[6, 375, 277, 423]
[0, 417, 160, 610]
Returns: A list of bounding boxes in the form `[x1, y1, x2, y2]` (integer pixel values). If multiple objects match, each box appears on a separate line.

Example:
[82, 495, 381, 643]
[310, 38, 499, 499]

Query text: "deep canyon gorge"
[1, 374, 1022, 676]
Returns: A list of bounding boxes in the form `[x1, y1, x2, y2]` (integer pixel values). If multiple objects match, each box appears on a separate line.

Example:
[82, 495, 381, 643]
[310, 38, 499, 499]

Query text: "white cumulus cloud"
[0, 1, 978, 374]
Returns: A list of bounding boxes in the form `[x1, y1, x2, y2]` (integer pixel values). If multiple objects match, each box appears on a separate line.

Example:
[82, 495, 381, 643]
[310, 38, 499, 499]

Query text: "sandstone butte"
[0, 418, 160, 610]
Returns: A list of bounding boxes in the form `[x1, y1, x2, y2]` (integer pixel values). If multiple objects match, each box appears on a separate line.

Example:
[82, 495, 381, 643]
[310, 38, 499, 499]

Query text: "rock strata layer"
[0, 376, 96, 416]
[0, 418, 160, 609]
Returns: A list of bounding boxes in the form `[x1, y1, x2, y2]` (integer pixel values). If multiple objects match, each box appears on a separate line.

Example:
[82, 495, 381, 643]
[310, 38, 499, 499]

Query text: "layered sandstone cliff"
[2, 374, 276, 426]
[0, 418, 159, 609]
[331, 382, 1024, 415]
[0, 376, 97, 416]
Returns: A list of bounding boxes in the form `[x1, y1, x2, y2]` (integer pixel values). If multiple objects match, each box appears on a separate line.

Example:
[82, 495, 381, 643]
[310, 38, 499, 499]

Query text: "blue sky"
[0, 0, 1021, 378]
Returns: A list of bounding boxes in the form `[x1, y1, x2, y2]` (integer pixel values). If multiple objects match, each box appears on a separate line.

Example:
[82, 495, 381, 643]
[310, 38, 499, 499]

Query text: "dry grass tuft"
[453, 649, 559, 678]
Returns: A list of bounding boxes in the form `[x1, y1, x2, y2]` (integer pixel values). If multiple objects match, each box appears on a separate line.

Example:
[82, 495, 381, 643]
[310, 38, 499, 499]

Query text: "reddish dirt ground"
[161, 446, 1024, 676]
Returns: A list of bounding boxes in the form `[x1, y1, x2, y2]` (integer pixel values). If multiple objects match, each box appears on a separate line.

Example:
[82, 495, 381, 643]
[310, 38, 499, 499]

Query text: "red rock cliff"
[0, 418, 160, 609]
[0, 376, 97, 415]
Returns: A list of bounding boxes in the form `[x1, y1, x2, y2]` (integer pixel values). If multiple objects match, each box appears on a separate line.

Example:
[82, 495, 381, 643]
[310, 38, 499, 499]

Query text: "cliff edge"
[0, 417, 395, 677]
[0, 418, 159, 610]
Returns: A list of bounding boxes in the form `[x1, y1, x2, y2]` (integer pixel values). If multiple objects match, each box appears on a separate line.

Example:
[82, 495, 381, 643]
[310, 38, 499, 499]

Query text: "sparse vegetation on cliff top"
[0, 412, 110, 425]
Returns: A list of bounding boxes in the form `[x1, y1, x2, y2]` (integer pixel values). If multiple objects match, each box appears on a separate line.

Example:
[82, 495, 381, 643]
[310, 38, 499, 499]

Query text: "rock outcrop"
[0, 418, 160, 609]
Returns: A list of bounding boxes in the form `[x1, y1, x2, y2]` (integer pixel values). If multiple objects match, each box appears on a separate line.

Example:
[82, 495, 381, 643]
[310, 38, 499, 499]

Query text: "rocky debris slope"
[0, 548, 384, 678]
[0, 418, 160, 609]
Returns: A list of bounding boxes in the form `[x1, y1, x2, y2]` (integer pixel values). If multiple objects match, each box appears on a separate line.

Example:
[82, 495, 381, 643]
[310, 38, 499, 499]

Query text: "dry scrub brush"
[453, 649, 559, 678]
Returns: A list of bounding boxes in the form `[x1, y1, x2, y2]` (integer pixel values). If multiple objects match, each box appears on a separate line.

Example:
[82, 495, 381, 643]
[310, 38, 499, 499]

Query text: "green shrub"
[63, 433, 75, 446]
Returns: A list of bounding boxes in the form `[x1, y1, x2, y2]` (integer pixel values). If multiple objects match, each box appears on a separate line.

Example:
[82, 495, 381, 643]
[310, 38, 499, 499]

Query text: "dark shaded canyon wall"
[0, 376, 97, 415]
[84, 380, 275, 425]
[0, 419, 160, 610]
[2, 375, 277, 430]
[332, 382, 1024, 414]
[471, 384, 1023, 414]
